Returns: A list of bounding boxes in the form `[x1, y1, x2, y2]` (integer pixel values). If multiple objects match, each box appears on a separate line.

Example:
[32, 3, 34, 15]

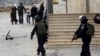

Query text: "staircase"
[46, 14, 100, 48]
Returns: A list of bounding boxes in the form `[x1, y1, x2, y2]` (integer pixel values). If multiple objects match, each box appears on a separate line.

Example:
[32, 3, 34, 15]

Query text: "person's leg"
[20, 15, 23, 24]
[81, 44, 85, 56]
[81, 36, 87, 56]
[37, 41, 41, 55]
[11, 18, 13, 25]
[82, 35, 91, 56]
[12, 22, 13, 25]
[85, 35, 91, 56]
[19, 15, 21, 24]
[85, 45, 91, 56]
[41, 39, 46, 56]
[28, 16, 31, 24]
[22, 15, 23, 24]
[41, 44, 46, 56]
[26, 16, 28, 23]
[32, 17, 34, 25]
[37, 45, 41, 55]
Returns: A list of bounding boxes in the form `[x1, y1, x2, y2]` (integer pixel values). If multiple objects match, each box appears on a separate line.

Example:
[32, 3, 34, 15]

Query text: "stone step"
[49, 28, 100, 32]
[49, 28, 100, 31]
[46, 44, 100, 48]
[48, 36, 100, 39]
[49, 22, 97, 26]
[47, 14, 100, 48]
[49, 26, 78, 28]
[48, 38, 100, 42]
[49, 17, 94, 20]
[48, 35, 100, 38]
[49, 24, 97, 27]
[49, 35, 100, 39]
[49, 14, 95, 18]
[46, 41, 100, 46]
[49, 25, 100, 29]
[49, 18, 94, 21]
[49, 32, 100, 35]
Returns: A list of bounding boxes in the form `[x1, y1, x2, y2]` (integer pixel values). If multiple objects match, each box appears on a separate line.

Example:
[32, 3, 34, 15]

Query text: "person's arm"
[30, 7, 33, 17]
[72, 24, 81, 42]
[30, 25, 36, 40]
[23, 6, 26, 13]
[44, 22, 48, 42]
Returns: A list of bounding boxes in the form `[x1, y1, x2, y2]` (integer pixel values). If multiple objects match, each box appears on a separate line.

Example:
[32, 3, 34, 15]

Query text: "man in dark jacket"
[18, 3, 26, 24]
[72, 15, 92, 56]
[30, 15, 48, 56]
[31, 4, 37, 24]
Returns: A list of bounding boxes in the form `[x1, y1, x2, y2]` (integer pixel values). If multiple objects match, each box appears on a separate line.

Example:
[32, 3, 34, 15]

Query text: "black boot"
[37, 51, 40, 55]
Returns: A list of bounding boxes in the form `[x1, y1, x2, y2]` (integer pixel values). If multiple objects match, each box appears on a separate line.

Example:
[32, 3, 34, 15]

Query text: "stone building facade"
[46, 0, 100, 14]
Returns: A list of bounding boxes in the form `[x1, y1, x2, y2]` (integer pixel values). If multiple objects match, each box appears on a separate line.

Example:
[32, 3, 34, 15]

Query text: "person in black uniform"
[30, 15, 48, 56]
[18, 3, 26, 24]
[72, 15, 92, 56]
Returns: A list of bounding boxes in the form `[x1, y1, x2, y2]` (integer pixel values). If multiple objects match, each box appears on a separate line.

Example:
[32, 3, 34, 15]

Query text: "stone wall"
[67, 0, 86, 14]
[89, 0, 100, 13]
[53, 0, 66, 14]
[53, 0, 100, 14]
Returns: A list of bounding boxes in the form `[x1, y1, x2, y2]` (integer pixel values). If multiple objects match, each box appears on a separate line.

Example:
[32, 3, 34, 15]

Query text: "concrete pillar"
[86, 0, 89, 13]
[48, 0, 53, 13]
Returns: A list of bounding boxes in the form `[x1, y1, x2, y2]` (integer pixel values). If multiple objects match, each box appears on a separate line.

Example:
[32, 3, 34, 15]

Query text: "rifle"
[71, 34, 76, 42]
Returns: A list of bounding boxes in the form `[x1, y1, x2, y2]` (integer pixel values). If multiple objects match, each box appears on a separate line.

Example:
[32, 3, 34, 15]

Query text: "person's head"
[79, 15, 88, 24]
[95, 14, 100, 16]
[14, 4, 17, 7]
[40, 3, 44, 10]
[35, 15, 42, 23]
[33, 4, 36, 7]
[19, 3, 23, 6]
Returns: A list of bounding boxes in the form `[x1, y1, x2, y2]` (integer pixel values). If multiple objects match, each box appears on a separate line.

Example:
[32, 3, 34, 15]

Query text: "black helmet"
[81, 16, 88, 22]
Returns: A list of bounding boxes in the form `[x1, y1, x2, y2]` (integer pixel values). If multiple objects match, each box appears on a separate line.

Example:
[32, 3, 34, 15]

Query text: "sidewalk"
[0, 12, 100, 56]
[47, 47, 100, 56]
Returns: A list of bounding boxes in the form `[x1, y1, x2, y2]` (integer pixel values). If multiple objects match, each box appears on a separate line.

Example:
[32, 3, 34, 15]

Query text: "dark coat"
[18, 5, 26, 15]
[31, 21, 48, 42]
[11, 6, 17, 22]
[38, 7, 44, 19]
[31, 6, 37, 18]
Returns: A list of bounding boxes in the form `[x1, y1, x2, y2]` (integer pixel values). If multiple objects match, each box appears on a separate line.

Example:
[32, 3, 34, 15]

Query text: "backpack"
[36, 22, 47, 35]
[87, 23, 95, 36]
